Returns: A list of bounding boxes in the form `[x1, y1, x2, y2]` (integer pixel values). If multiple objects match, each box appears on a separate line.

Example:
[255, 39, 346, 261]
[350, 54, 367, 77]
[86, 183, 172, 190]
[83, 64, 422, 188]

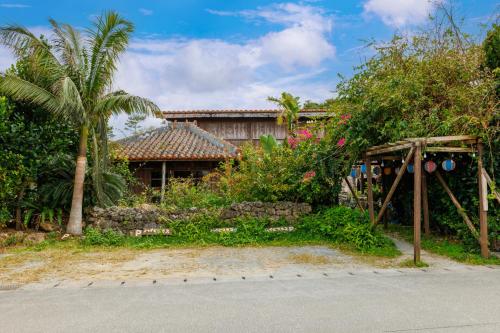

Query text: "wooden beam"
[366, 142, 414, 156]
[366, 140, 410, 152]
[344, 177, 365, 213]
[414, 143, 422, 263]
[373, 146, 416, 227]
[434, 171, 479, 240]
[365, 157, 375, 224]
[160, 161, 166, 203]
[482, 168, 500, 204]
[405, 135, 478, 144]
[424, 147, 475, 153]
[422, 172, 430, 236]
[477, 143, 489, 258]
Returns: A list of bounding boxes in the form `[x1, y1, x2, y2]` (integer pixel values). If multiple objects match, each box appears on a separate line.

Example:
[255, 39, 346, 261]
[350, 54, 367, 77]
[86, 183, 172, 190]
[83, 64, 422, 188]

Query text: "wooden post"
[422, 172, 430, 236]
[435, 171, 479, 239]
[477, 143, 489, 258]
[344, 177, 365, 213]
[160, 161, 166, 203]
[413, 142, 422, 263]
[373, 146, 416, 227]
[482, 168, 500, 204]
[365, 156, 375, 224]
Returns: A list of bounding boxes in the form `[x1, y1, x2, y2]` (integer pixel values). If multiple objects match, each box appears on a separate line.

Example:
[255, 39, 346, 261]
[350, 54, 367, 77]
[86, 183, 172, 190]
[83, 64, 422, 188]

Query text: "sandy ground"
[1, 235, 486, 291]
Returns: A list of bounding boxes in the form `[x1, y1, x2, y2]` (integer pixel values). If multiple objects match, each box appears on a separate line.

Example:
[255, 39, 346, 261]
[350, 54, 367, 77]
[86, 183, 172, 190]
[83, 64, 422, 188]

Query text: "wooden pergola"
[360, 135, 495, 263]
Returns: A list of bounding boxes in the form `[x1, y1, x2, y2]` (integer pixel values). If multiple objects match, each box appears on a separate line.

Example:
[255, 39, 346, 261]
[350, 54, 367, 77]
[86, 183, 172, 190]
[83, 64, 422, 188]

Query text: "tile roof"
[116, 122, 239, 161]
[161, 109, 328, 119]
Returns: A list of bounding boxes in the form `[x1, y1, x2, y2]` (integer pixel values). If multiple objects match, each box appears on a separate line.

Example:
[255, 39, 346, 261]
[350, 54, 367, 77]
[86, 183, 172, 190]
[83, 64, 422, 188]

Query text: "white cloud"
[111, 3, 337, 137]
[0, 3, 30, 8]
[363, 0, 440, 27]
[139, 8, 153, 16]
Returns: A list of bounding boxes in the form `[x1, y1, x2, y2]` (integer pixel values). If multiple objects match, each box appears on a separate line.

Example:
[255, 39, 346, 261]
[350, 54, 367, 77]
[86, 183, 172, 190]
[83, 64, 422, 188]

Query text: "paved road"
[1, 268, 499, 333]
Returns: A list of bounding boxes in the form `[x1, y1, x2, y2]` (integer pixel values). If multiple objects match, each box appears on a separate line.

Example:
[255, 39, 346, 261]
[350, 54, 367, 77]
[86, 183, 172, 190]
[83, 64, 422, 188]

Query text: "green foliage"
[0, 95, 77, 227]
[484, 24, 500, 71]
[297, 206, 395, 253]
[268, 92, 301, 133]
[334, 14, 497, 161]
[82, 227, 125, 247]
[259, 134, 278, 155]
[160, 178, 231, 210]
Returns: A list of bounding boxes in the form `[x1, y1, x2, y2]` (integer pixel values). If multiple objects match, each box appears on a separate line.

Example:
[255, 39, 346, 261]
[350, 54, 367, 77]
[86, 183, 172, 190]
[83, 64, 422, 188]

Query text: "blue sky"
[0, 0, 498, 135]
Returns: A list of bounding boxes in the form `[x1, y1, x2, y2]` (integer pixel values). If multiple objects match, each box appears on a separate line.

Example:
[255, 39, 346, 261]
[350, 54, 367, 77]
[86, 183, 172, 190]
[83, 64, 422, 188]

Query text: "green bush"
[161, 178, 231, 210]
[82, 227, 125, 246]
[297, 206, 394, 252]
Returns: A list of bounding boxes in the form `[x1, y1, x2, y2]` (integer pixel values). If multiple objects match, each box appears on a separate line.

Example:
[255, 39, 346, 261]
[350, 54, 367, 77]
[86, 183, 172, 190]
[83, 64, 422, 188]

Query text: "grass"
[387, 225, 500, 265]
[398, 259, 429, 268]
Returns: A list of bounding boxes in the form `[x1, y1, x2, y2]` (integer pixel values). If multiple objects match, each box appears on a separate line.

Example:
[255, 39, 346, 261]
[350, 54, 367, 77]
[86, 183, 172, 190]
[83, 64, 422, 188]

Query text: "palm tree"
[268, 92, 301, 135]
[0, 12, 159, 235]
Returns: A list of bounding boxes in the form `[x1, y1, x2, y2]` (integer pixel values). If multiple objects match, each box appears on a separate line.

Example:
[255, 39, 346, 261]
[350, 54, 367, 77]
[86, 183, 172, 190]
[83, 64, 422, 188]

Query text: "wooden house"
[116, 122, 238, 194]
[160, 109, 327, 146]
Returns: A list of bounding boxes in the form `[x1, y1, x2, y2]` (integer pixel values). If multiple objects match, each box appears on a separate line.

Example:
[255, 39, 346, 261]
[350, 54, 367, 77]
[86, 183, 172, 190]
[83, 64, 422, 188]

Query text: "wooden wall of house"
[195, 119, 287, 146]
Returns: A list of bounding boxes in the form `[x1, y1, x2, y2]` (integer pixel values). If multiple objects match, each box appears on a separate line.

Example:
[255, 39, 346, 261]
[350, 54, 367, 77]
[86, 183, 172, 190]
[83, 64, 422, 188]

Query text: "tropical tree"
[0, 12, 159, 235]
[268, 92, 301, 135]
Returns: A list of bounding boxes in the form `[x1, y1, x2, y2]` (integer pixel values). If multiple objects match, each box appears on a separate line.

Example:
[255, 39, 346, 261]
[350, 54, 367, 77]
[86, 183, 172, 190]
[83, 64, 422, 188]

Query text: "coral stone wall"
[87, 202, 312, 234]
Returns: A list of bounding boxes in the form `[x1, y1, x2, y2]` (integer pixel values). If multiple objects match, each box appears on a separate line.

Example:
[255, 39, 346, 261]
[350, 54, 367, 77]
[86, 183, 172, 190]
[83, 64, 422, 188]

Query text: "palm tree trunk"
[66, 125, 88, 235]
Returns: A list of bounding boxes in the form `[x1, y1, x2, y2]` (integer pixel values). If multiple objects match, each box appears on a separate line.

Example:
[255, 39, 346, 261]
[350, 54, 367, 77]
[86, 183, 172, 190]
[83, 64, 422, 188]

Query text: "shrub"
[82, 227, 125, 246]
[297, 206, 394, 252]
[161, 178, 231, 210]
[218, 133, 347, 205]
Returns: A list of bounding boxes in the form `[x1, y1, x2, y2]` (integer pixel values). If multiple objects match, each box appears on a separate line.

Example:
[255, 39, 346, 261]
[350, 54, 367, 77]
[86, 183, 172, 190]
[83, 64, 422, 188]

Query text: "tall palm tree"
[0, 12, 159, 235]
[268, 92, 301, 136]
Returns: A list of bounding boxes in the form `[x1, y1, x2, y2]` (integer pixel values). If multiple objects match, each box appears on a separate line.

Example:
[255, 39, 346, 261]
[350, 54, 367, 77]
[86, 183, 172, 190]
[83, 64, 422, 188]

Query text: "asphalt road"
[1, 268, 499, 333]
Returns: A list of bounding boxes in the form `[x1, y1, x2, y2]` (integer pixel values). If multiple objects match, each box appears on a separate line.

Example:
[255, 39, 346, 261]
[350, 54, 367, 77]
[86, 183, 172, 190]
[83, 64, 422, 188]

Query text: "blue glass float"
[407, 163, 414, 173]
[350, 168, 357, 178]
[360, 164, 367, 174]
[442, 159, 456, 172]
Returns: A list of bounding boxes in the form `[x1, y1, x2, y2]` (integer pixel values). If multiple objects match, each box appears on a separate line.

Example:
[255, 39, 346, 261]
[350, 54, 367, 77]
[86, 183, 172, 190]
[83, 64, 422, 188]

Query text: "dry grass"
[0, 249, 138, 284]
[287, 253, 333, 265]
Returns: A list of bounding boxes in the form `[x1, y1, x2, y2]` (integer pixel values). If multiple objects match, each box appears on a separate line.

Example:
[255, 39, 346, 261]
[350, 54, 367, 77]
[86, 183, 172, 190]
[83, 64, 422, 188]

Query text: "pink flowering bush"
[219, 127, 349, 205]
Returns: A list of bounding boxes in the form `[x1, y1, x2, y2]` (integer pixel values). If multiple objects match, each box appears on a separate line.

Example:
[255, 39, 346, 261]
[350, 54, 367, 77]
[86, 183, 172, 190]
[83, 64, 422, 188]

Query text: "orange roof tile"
[116, 122, 238, 161]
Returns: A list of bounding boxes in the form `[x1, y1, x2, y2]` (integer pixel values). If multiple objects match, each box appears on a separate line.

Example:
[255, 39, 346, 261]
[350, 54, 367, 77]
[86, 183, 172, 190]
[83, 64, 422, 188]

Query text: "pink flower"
[337, 138, 346, 147]
[297, 129, 313, 139]
[287, 137, 298, 149]
[302, 170, 316, 182]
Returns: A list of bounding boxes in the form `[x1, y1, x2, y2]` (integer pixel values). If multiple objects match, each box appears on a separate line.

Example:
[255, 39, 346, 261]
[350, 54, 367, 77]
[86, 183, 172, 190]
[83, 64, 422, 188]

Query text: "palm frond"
[94, 91, 159, 117]
[0, 74, 62, 112]
[86, 11, 134, 98]
[49, 19, 87, 86]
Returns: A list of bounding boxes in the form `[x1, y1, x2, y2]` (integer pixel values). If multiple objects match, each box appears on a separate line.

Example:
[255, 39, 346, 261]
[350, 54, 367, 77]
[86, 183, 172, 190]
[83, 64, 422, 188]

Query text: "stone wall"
[87, 201, 312, 234]
[220, 201, 311, 222]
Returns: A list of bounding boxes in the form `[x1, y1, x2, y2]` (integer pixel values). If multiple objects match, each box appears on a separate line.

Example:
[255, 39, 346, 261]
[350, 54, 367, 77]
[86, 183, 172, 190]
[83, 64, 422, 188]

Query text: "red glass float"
[424, 160, 437, 173]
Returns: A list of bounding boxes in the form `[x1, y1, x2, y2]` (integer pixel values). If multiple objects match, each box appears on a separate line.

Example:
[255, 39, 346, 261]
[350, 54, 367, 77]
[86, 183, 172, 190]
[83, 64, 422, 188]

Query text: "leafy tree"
[125, 112, 147, 135]
[268, 92, 301, 135]
[0, 12, 159, 234]
[484, 24, 500, 71]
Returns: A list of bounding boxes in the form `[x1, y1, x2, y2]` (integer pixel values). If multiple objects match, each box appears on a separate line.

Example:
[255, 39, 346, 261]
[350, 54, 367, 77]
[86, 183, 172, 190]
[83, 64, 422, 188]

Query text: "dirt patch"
[287, 253, 333, 265]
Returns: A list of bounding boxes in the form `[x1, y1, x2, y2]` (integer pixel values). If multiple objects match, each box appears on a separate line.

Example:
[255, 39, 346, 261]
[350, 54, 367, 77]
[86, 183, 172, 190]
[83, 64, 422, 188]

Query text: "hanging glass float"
[350, 168, 357, 178]
[360, 164, 367, 174]
[373, 165, 381, 176]
[424, 160, 437, 173]
[395, 167, 401, 175]
[442, 159, 456, 172]
[383, 167, 392, 175]
[407, 163, 414, 174]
